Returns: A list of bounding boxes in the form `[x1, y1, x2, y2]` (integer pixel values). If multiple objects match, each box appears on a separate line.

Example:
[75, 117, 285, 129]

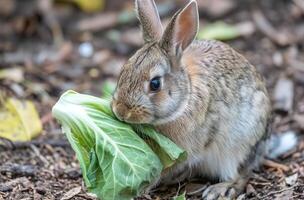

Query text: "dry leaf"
[0, 98, 42, 141]
[0, 67, 24, 82]
[285, 173, 298, 186]
[58, 0, 104, 13]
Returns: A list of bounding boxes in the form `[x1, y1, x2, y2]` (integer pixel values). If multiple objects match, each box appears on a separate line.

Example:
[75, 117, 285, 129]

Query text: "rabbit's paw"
[202, 182, 237, 200]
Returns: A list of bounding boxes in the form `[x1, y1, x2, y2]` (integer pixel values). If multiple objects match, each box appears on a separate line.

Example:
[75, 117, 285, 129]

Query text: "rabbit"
[111, 0, 297, 199]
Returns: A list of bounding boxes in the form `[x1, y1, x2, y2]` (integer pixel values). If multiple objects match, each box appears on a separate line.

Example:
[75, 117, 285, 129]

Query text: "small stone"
[273, 52, 283, 67]
[273, 77, 294, 113]
[79, 42, 94, 58]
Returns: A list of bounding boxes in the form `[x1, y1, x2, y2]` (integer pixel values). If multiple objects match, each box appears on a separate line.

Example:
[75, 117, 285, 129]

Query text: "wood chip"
[60, 186, 82, 200]
[246, 184, 256, 195]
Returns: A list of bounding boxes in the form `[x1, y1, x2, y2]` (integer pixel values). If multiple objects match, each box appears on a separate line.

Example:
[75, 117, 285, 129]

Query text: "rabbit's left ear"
[160, 0, 199, 55]
[135, 0, 163, 43]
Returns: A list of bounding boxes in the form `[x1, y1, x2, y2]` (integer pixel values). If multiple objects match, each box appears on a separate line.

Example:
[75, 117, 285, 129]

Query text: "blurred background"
[0, 0, 304, 199]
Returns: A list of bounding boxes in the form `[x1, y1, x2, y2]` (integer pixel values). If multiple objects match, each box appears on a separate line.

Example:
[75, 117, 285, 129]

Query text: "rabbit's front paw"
[202, 182, 237, 200]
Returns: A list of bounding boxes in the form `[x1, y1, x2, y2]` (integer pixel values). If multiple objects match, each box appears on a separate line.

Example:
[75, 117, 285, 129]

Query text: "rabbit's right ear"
[135, 0, 163, 43]
[160, 0, 198, 57]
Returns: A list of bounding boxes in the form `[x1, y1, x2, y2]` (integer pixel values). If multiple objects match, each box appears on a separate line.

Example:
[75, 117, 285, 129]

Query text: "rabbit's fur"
[111, 0, 271, 199]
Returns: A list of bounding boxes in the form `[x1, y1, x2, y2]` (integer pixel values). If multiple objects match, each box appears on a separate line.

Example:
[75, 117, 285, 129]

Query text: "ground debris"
[273, 77, 294, 113]
[60, 186, 82, 200]
[197, 0, 236, 18]
[252, 10, 296, 46]
[0, 163, 38, 177]
[285, 173, 298, 186]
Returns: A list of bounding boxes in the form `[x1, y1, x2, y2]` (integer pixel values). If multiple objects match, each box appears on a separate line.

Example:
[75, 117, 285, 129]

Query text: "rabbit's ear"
[135, 0, 163, 43]
[160, 0, 198, 56]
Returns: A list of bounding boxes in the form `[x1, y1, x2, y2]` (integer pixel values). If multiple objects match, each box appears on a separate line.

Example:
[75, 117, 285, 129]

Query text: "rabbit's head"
[111, 0, 198, 125]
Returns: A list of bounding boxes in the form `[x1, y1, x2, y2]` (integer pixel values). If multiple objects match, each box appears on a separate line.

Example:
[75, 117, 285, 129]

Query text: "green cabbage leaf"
[52, 90, 186, 200]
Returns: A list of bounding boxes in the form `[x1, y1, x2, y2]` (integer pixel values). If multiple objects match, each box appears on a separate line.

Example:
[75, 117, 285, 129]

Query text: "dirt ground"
[1, 0, 304, 199]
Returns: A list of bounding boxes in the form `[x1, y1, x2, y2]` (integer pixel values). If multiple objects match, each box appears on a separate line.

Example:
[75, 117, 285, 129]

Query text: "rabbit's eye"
[150, 77, 161, 92]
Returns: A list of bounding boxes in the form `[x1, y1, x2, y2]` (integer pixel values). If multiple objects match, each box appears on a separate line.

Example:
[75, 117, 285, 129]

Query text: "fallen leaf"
[285, 173, 298, 186]
[172, 192, 186, 200]
[0, 67, 24, 82]
[198, 22, 240, 41]
[58, 0, 104, 13]
[0, 98, 42, 141]
[61, 186, 82, 200]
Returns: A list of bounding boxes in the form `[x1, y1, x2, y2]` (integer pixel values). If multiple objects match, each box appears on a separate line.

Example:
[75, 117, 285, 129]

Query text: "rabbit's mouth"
[115, 112, 154, 124]
[111, 100, 154, 124]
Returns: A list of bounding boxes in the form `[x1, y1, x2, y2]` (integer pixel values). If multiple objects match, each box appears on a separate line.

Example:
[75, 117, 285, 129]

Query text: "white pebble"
[79, 42, 94, 58]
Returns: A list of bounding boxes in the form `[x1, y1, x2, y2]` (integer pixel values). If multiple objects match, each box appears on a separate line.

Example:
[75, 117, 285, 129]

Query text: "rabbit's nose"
[111, 101, 130, 121]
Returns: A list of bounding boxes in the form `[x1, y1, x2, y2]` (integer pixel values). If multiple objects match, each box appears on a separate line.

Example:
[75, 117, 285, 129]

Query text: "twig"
[258, 184, 300, 199]
[249, 181, 271, 186]
[0, 163, 38, 177]
[0, 137, 70, 150]
[263, 159, 289, 172]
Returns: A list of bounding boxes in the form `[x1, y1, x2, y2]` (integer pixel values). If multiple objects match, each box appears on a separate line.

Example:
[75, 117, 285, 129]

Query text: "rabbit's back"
[183, 39, 269, 109]
[158, 39, 271, 182]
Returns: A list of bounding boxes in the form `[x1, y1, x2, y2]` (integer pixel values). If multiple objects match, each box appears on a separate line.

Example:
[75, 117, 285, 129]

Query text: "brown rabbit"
[111, 0, 296, 199]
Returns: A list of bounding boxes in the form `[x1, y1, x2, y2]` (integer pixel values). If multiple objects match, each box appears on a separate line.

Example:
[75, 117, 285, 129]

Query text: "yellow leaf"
[0, 98, 42, 141]
[58, 0, 105, 13]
